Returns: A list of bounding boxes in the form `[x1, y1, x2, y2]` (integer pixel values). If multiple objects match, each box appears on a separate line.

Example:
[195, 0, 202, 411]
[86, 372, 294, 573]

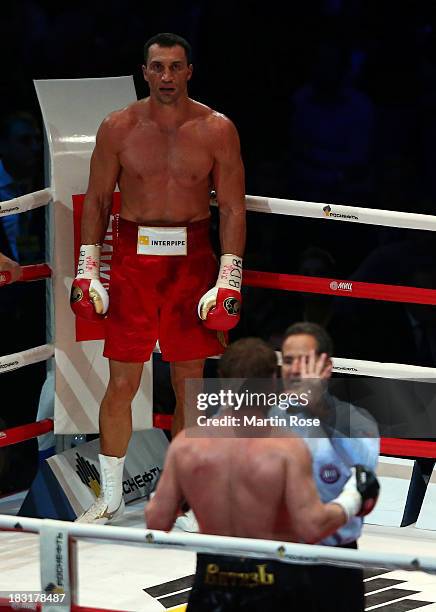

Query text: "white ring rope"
[276, 352, 436, 377]
[332, 357, 436, 379]
[0, 344, 54, 374]
[0, 188, 52, 217]
[243, 195, 436, 231]
[4, 343, 432, 381]
[1, 515, 435, 574]
[1, 188, 432, 381]
[154, 346, 436, 379]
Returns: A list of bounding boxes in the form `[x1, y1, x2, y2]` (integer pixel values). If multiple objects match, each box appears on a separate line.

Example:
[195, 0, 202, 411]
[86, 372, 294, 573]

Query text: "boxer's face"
[143, 44, 193, 105]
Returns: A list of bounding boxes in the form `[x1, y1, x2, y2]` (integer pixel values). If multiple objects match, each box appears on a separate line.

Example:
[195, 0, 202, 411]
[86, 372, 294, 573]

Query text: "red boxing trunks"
[104, 216, 226, 363]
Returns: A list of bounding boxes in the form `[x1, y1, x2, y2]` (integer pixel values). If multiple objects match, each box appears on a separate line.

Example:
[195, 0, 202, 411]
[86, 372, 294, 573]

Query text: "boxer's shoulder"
[189, 99, 239, 141]
[98, 101, 147, 140]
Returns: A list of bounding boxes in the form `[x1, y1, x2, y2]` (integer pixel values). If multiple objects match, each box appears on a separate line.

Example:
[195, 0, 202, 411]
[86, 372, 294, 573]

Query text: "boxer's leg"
[76, 359, 143, 524]
[170, 358, 205, 438]
[100, 359, 144, 456]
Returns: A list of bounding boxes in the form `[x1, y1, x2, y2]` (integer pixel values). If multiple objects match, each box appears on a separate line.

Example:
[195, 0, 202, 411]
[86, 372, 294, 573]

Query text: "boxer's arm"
[286, 442, 347, 544]
[81, 115, 121, 245]
[212, 117, 246, 257]
[198, 118, 245, 330]
[145, 442, 184, 531]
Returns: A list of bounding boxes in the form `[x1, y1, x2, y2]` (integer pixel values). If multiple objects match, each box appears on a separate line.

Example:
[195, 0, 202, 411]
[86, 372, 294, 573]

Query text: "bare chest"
[119, 124, 214, 185]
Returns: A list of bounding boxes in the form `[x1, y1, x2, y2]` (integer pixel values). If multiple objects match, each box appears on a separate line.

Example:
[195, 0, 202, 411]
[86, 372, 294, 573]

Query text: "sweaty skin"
[81, 45, 245, 249]
[146, 426, 347, 544]
[79, 43, 246, 443]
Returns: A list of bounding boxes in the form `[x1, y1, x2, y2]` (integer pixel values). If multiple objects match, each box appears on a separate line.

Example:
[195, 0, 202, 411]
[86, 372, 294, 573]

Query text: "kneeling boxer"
[146, 338, 379, 611]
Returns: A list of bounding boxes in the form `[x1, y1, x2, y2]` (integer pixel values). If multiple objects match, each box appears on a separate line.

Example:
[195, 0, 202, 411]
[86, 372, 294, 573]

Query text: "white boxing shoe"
[75, 453, 126, 525]
[76, 496, 125, 524]
[174, 509, 199, 533]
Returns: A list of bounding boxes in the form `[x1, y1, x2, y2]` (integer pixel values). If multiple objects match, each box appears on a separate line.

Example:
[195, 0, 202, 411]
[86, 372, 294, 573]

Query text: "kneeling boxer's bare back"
[71, 33, 245, 524]
[146, 428, 374, 542]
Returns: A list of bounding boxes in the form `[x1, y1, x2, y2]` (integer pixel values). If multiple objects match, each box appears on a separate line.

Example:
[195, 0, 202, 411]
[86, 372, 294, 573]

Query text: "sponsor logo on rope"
[0, 206, 19, 214]
[334, 366, 358, 372]
[323, 204, 358, 221]
[0, 360, 20, 370]
[330, 280, 353, 292]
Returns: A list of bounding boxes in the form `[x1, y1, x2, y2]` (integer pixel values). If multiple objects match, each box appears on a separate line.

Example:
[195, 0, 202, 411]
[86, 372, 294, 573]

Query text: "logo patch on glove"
[223, 297, 240, 316]
[70, 286, 83, 303]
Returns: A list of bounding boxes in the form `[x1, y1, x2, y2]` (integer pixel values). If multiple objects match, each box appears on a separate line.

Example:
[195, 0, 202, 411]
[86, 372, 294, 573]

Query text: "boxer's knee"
[105, 373, 140, 406]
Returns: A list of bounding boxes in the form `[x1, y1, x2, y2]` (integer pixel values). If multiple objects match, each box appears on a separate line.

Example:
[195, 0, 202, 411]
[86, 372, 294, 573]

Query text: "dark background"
[2, 0, 436, 489]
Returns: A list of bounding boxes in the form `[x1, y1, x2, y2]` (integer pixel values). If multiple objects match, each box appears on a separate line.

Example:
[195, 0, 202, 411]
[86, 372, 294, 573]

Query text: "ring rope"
[381, 438, 436, 459]
[0, 344, 54, 375]
[0, 515, 435, 573]
[0, 419, 53, 448]
[0, 263, 52, 287]
[244, 270, 436, 305]
[20, 263, 52, 282]
[242, 195, 436, 231]
[1, 413, 434, 461]
[0, 188, 52, 216]
[331, 356, 436, 378]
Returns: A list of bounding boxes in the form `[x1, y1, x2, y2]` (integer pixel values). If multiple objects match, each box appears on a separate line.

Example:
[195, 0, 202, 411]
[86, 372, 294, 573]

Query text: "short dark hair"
[218, 338, 277, 379]
[144, 33, 192, 65]
[282, 322, 334, 356]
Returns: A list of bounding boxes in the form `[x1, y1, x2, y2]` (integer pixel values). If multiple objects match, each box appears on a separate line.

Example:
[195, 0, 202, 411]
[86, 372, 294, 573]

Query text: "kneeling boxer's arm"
[286, 443, 380, 544]
[145, 442, 184, 532]
[285, 443, 348, 544]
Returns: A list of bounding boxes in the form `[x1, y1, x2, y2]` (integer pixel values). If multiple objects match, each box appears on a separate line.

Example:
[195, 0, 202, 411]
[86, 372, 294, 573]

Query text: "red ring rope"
[244, 270, 436, 305]
[20, 264, 52, 282]
[0, 264, 51, 287]
[4, 414, 436, 460]
[0, 419, 53, 448]
[3, 263, 434, 306]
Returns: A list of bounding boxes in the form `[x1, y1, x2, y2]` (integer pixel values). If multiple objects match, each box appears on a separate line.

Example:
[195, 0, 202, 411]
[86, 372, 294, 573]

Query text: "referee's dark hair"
[282, 322, 334, 356]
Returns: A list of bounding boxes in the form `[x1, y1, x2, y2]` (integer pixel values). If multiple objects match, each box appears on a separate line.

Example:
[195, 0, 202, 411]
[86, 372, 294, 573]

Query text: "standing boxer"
[71, 33, 245, 524]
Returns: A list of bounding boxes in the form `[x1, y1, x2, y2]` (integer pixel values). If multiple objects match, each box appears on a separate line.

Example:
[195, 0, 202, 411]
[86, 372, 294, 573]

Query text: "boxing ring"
[1, 76, 436, 609]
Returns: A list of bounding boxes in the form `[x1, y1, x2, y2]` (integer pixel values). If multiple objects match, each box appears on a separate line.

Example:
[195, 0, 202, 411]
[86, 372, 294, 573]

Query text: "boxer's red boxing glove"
[198, 254, 242, 331]
[70, 244, 109, 321]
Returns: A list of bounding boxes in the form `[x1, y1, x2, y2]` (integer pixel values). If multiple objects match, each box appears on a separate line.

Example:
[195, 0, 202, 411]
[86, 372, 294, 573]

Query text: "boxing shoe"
[76, 453, 125, 525]
[75, 495, 125, 524]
